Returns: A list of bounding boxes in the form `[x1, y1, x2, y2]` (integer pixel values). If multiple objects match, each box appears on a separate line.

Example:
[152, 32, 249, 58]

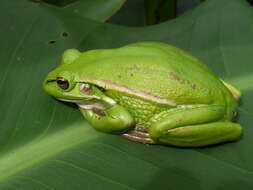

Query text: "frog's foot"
[149, 105, 243, 147]
[122, 130, 154, 144]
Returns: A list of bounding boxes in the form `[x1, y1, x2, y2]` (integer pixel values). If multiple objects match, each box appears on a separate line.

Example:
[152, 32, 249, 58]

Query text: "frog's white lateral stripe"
[81, 78, 177, 106]
[57, 98, 80, 103]
[78, 103, 106, 110]
[62, 93, 100, 100]
[62, 93, 84, 98]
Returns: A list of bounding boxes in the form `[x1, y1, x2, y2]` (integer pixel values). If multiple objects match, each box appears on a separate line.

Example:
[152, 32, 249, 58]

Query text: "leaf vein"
[52, 159, 135, 190]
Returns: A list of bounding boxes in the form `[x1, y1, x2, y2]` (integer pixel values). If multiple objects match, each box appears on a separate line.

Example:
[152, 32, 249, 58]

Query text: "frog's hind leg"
[122, 130, 155, 144]
[149, 105, 242, 147]
[220, 79, 242, 101]
[155, 122, 242, 147]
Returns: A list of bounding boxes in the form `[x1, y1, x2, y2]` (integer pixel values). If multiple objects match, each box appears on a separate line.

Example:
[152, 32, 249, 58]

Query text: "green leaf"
[108, 0, 147, 26]
[144, 0, 176, 25]
[37, 0, 126, 21]
[39, 0, 79, 7]
[1, 0, 253, 189]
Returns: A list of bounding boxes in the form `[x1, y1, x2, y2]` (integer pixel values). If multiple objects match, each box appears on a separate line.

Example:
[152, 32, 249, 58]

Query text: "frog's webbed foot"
[149, 105, 242, 147]
[122, 130, 154, 144]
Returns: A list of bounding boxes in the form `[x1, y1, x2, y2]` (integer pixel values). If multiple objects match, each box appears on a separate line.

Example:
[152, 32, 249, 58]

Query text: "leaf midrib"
[0, 123, 96, 183]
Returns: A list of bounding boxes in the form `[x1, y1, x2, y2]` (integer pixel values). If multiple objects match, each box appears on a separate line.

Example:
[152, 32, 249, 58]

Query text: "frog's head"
[43, 49, 101, 105]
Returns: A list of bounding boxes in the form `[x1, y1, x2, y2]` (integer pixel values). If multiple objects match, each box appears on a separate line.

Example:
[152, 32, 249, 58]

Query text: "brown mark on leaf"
[127, 64, 141, 71]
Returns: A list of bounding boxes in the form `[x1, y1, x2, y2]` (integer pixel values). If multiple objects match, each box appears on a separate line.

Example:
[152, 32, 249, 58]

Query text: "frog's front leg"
[149, 105, 242, 147]
[79, 104, 134, 134]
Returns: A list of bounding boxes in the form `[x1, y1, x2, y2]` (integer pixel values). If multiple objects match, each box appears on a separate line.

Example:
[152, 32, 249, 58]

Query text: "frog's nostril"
[43, 78, 55, 92]
[46, 79, 56, 83]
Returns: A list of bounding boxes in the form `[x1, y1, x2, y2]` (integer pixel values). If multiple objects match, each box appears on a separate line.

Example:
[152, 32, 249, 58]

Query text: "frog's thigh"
[79, 104, 134, 134]
[149, 105, 242, 147]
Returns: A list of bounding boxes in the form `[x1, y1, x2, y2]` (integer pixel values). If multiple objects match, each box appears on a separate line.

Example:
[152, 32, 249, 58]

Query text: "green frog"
[43, 42, 242, 147]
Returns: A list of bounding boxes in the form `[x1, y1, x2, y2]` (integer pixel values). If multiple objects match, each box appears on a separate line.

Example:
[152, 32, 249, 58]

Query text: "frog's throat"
[80, 78, 177, 106]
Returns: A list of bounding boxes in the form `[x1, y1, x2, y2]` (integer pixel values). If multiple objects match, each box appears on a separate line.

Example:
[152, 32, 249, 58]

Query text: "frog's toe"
[122, 130, 155, 144]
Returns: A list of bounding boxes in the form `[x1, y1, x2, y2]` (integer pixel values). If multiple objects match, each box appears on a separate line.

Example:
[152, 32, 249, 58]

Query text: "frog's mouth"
[45, 78, 100, 102]
[45, 78, 115, 111]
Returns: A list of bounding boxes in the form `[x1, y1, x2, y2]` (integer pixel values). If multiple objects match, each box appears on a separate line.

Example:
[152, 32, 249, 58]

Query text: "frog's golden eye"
[56, 77, 69, 90]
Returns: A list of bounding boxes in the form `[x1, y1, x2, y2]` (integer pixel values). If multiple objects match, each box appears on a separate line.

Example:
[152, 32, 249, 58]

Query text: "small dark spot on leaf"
[48, 40, 56, 44]
[117, 74, 122, 78]
[62, 32, 68, 37]
[130, 73, 134, 77]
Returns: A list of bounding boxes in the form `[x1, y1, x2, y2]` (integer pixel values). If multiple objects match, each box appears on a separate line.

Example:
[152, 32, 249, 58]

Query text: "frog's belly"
[106, 91, 170, 131]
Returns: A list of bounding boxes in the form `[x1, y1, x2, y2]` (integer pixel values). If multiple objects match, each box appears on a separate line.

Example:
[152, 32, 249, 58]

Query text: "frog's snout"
[43, 74, 56, 96]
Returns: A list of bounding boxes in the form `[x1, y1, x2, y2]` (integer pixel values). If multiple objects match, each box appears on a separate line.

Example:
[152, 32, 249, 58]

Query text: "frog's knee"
[228, 123, 243, 140]
[149, 124, 164, 142]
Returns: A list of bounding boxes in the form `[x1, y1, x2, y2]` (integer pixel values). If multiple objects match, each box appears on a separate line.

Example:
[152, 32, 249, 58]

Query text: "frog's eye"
[56, 77, 69, 90]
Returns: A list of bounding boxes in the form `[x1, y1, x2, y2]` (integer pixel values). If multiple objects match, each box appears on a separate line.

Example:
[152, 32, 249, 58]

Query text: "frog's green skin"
[43, 42, 242, 147]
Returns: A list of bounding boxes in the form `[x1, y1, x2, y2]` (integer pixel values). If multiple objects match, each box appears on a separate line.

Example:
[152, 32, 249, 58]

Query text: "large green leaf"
[37, 0, 126, 21]
[1, 0, 253, 189]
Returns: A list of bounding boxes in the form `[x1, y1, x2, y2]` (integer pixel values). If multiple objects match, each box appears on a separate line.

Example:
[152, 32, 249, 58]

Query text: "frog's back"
[71, 42, 234, 107]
